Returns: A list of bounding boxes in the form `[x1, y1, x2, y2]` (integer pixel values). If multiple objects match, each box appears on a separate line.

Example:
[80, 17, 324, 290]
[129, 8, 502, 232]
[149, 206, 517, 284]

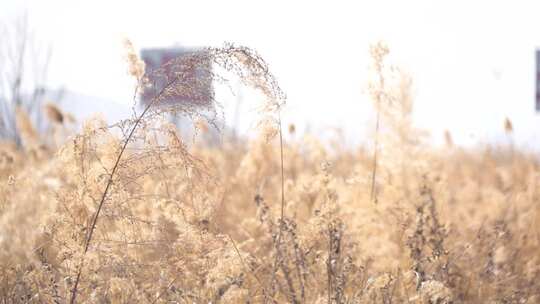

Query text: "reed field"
[0, 42, 539, 303]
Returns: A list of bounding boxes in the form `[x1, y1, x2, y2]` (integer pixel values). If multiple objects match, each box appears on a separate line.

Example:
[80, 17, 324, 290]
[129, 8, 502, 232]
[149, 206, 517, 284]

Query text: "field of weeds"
[0, 43, 539, 304]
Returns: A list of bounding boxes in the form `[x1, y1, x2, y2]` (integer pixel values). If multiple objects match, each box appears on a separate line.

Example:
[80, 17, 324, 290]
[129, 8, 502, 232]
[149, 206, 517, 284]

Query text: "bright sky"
[2, 0, 540, 148]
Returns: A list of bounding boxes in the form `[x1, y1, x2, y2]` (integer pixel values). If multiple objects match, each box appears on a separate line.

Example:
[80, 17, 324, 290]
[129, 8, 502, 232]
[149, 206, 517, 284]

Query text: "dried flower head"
[504, 117, 513, 135]
[44, 102, 64, 124]
[444, 130, 453, 147]
[419, 280, 454, 304]
[288, 123, 296, 135]
[369, 41, 390, 70]
[15, 106, 39, 149]
[123, 38, 145, 82]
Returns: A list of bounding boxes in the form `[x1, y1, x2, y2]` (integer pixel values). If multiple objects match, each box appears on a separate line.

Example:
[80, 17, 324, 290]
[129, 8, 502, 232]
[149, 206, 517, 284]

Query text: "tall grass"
[0, 42, 538, 304]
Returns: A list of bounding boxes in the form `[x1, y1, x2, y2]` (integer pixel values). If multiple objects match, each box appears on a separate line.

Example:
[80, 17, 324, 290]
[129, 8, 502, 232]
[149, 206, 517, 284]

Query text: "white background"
[1, 0, 540, 148]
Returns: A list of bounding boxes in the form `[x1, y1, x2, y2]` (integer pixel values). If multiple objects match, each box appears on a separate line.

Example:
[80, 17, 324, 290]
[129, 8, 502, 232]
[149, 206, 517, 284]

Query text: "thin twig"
[150, 277, 178, 304]
[370, 104, 380, 204]
[279, 114, 285, 227]
[271, 113, 286, 301]
[69, 78, 176, 304]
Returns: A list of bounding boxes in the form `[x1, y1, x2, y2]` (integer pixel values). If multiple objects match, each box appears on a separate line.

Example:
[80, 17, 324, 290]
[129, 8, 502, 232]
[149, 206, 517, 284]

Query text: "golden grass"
[0, 44, 538, 303]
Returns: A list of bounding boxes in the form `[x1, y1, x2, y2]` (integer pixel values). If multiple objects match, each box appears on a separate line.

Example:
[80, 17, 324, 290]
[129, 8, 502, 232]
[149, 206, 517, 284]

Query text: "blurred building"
[140, 47, 222, 145]
[140, 47, 213, 108]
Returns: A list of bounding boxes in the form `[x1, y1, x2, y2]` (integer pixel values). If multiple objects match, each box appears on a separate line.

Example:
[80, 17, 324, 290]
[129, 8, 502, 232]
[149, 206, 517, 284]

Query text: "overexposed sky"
[1, 0, 540, 147]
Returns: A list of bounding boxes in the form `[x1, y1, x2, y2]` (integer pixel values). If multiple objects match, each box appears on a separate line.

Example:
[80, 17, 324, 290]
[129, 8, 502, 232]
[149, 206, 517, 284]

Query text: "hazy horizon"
[2, 0, 540, 149]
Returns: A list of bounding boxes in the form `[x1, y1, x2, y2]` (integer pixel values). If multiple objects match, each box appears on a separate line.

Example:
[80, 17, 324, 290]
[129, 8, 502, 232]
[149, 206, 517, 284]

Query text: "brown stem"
[69, 78, 176, 304]
[270, 113, 286, 302]
[370, 104, 380, 204]
[279, 114, 285, 226]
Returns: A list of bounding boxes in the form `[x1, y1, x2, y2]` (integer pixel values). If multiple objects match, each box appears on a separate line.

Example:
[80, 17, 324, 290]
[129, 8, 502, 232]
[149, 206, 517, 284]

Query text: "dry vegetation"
[0, 42, 539, 304]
